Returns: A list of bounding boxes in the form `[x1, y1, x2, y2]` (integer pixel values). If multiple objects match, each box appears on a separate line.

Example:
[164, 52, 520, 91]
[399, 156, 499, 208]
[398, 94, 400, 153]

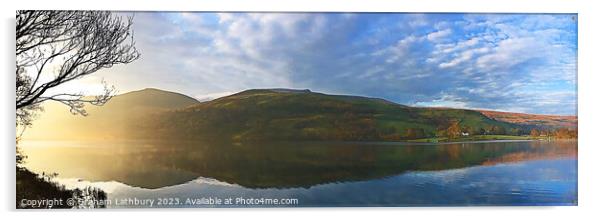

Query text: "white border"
[2, 0, 601, 220]
[5, 0, 583, 13]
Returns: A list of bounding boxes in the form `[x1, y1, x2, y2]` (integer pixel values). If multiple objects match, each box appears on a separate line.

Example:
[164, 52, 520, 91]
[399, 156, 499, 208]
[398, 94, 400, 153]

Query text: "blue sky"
[80, 12, 577, 115]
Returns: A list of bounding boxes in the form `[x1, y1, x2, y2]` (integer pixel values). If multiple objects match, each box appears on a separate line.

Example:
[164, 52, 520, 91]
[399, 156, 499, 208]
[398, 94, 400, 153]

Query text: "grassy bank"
[16, 167, 107, 209]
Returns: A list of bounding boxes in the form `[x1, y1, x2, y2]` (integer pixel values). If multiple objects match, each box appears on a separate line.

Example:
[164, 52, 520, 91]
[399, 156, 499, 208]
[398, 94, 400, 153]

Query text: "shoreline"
[17, 136, 577, 147]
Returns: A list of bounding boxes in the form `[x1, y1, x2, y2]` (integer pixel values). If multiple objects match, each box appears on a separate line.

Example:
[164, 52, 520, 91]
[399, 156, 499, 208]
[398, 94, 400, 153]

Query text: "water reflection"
[20, 140, 576, 189]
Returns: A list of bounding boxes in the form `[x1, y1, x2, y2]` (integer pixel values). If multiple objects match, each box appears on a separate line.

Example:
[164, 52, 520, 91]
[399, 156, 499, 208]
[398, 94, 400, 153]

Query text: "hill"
[22, 88, 200, 140]
[478, 110, 577, 128]
[133, 89, 529, 141]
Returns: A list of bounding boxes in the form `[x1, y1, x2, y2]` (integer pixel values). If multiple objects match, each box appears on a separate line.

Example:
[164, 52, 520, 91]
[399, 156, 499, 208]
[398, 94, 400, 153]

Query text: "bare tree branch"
[16, 11, 140, 126]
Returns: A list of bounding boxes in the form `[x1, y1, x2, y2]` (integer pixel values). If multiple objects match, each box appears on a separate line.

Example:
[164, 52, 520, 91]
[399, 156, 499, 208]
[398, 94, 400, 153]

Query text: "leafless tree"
[16, 11, 140, 127]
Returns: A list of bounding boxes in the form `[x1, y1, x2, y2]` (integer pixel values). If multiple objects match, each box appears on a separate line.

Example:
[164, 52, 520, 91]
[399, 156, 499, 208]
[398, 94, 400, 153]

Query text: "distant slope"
[478, 110, 577, 128]
[134, 89, 526, 141]
[104, 88, 200, 112]
[22, 88, 200, 140]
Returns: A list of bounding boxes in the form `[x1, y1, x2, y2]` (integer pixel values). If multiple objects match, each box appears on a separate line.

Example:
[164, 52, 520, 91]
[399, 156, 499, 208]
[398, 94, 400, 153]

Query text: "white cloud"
[439, 50, 474, 68]
[427, 28, 452, 42]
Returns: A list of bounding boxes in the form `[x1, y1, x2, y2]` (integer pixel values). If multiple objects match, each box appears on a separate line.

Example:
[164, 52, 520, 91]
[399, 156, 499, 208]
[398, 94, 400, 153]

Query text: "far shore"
[406, 135, 576, 144]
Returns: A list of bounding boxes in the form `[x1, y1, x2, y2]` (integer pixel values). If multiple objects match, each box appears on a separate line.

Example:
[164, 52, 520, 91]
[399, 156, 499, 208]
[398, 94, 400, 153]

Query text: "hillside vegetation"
[136, 89, 529, 141]
[25, 88, 570, 142]
[478, 110, 577, 128]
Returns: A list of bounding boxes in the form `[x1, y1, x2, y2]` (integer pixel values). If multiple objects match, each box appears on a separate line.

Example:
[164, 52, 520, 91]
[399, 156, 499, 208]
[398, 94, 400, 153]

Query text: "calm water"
[20, 140, 577, 207]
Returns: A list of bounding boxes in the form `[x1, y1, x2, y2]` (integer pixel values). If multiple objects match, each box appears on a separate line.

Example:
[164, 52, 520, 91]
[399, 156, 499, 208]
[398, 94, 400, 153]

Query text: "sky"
[65, 12, 577, 115]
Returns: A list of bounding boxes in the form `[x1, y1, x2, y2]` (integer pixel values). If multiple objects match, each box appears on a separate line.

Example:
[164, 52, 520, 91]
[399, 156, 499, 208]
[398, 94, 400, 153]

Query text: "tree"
[530, 129, 540, 137]
[436, 126, 447, 138]
[404, 128, 417, 139]
[507, 128, 518, 136]
[403, 128, 426, 140]
[16, 11, 140, 127]
[492, 126, 506, 135]
[478, 127, 487, 135]
[446, 121, 462, 139]
[554, 128, 577, 139]
[466, 126, 478, 136]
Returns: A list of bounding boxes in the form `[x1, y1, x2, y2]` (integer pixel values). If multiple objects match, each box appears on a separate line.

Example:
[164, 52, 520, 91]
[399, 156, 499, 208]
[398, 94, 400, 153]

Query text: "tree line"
[529, 127, 578, 139]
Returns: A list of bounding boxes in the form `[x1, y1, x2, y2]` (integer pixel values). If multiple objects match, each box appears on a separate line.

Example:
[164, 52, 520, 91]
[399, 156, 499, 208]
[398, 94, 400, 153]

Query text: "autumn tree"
[554, 128, 578, 139]
[16, 11, 140, 127]
[530, 129, 540, 137]
[446, 121, 462, 139]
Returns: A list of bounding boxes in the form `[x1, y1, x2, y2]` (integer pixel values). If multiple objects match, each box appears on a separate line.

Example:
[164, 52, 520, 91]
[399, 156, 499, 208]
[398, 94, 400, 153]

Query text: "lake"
[19, 139, 577, 207]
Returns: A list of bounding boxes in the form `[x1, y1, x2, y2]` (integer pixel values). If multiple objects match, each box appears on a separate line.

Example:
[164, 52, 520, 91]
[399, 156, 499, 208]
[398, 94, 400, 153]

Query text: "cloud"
[78, 13, 576, 115]
[427, 28, 452, 42]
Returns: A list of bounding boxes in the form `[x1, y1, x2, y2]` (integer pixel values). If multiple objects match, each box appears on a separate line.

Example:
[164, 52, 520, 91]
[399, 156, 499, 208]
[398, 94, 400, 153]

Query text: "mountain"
[24, 88, 570, 141]
[22, 88, 200, 140]
[477, 110, 577, 128]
